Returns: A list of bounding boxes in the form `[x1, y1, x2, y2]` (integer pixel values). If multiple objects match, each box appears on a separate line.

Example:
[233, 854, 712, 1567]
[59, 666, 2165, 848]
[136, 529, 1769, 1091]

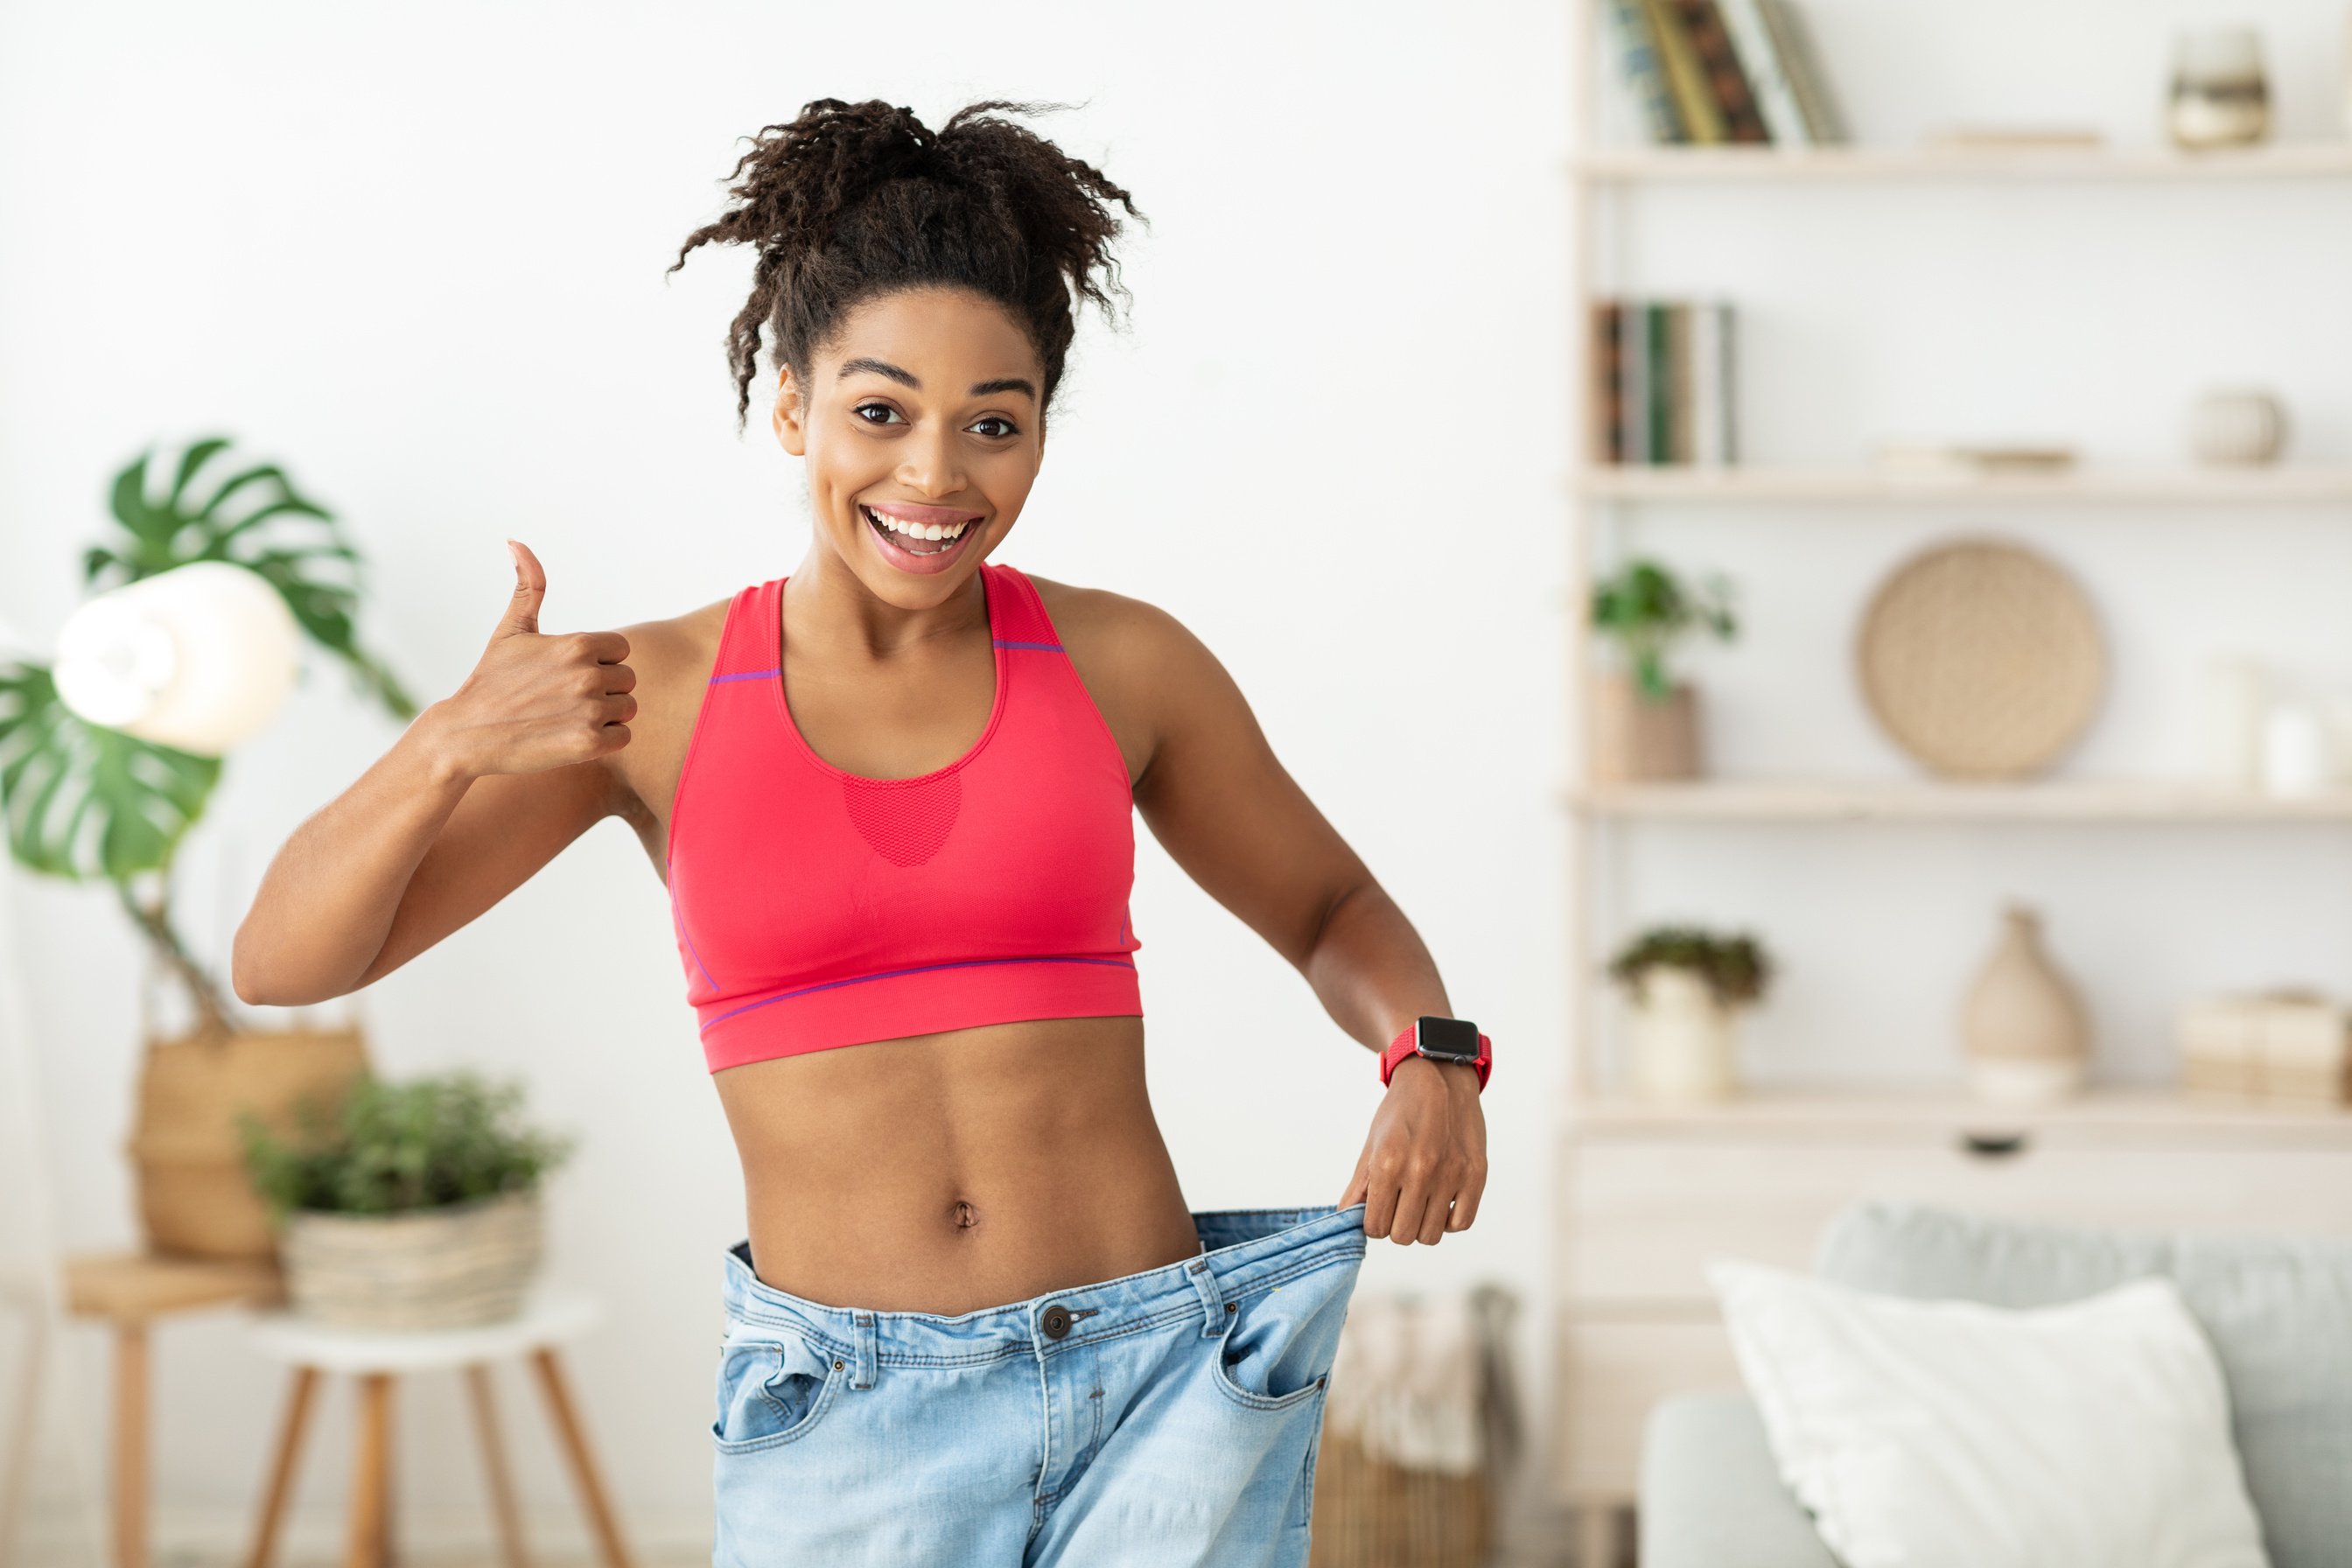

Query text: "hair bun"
[671, 97, 1145, 432]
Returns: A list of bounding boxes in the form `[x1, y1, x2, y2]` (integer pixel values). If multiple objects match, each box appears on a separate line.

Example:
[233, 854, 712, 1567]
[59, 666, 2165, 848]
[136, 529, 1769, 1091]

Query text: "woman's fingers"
[1336, 1152, 1370, 1212]
[1446, 1160, 1487, 1232]
[1387, 1166, 1434, 1245]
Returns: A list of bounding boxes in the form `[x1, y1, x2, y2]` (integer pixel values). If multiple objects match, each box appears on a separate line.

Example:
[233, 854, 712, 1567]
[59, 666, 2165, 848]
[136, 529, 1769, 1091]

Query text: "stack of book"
[1591, 299, 1737, 466]
[1608, 0, 1844, 145]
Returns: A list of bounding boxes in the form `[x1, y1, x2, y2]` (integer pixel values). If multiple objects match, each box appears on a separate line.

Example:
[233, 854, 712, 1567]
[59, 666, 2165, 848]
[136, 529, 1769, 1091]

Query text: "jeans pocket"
[1208, 1256, 1361, 1413]
[710, 1324, 844, 1453]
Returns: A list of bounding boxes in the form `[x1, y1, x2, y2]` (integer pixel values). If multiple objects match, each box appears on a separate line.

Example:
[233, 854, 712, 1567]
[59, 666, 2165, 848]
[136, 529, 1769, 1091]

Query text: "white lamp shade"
[52, 562, 302, 755]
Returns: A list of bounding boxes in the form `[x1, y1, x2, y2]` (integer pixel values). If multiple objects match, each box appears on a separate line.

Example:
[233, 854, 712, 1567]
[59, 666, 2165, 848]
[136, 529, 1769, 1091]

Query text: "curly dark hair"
[668, 97, 1147, 433]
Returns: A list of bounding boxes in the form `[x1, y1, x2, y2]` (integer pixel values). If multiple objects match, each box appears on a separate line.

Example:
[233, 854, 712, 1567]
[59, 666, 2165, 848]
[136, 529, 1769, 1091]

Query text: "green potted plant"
[238, 1068, 576, 1330]
[1607, 925, 1774, 1102]
[1588, 558, 1737, 784]
[0, 436, 412, 1259]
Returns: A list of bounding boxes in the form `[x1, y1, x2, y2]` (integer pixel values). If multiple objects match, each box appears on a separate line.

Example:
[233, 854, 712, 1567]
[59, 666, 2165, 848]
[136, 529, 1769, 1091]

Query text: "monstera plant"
[0, 435, 413, 1033]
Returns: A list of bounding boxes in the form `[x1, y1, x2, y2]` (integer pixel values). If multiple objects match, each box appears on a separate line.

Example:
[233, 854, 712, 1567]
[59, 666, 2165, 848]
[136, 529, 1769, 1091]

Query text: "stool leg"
[527, 1348, 632, 1568]
[464, 1365, 529, 1568]
[2, 1286, 50, 1568]
[345, 1375, 391, 1568]
[244, 1367, 319, 1568]
[111, 1323, 147, 1568]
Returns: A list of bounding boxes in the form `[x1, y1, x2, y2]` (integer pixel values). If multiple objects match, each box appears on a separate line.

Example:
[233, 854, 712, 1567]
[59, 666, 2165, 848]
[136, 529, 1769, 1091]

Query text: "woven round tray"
[1855, 538, 2106, 780]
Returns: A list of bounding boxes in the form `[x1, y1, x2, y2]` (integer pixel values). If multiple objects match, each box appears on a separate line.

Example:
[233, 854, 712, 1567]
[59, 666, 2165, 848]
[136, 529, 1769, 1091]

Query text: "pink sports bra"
[666, 562, 1142, 1074]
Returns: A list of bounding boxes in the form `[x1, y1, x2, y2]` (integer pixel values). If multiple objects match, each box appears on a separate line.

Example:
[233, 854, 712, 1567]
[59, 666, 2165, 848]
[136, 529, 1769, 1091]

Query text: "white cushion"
[1707, 1259, 2270, 1568]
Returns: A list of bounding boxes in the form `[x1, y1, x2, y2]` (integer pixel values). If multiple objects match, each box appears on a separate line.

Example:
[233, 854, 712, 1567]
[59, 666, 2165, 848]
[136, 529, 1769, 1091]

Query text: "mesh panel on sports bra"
[842, 772, 964, 868]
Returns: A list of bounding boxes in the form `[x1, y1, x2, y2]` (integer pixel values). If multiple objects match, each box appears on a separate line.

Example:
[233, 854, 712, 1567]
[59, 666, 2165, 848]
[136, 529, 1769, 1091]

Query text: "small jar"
[2169, 28, 2271, 149]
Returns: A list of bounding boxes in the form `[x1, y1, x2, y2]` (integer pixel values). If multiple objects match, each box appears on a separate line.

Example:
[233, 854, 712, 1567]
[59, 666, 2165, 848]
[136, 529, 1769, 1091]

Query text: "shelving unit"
[1566, 140, 2352, 182]
[1553, 1, 2352, 1556]
[1570, 464, 2352, 505]
[1565, 780, 2352, 823]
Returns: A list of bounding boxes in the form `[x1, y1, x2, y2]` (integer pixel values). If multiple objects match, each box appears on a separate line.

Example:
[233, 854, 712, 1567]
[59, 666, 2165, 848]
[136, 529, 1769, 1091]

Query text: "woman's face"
[774, 285, 1046, 610]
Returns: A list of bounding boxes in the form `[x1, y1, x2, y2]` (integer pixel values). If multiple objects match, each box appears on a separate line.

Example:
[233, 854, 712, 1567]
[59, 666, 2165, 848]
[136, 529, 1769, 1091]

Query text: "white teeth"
[864, 506, 970, 543]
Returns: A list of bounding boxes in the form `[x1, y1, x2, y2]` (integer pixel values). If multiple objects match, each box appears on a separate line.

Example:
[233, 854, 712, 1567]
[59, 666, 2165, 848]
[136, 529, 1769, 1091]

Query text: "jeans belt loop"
[851, 1311, 878, 1390]
[1186, 1256, 1227, 1338]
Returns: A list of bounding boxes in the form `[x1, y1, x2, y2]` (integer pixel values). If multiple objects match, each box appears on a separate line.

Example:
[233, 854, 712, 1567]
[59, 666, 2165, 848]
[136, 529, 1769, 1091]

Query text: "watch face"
[1416, 1015, 1481, 1062]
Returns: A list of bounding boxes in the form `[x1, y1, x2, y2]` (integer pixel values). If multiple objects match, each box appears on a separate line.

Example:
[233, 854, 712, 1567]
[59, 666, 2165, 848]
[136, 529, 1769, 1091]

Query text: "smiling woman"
[228, 96, 1490, 1568]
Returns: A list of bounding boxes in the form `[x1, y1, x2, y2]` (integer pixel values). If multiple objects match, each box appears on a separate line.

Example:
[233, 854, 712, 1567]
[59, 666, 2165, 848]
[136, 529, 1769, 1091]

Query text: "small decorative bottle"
[1962, 905, 2090, 1105]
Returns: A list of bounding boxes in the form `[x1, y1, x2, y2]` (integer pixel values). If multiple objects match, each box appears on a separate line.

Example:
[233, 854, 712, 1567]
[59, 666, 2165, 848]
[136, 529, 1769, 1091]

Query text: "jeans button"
[1041, 1304, 1072, 1340]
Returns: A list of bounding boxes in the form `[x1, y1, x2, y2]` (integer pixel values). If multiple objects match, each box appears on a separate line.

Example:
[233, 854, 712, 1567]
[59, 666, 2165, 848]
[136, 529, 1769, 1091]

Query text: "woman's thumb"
[501, 539, 547, 635]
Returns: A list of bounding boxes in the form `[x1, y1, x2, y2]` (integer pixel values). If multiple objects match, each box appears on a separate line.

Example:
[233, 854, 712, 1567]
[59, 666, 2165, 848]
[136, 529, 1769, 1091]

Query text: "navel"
[948, 1199, 982, 1233]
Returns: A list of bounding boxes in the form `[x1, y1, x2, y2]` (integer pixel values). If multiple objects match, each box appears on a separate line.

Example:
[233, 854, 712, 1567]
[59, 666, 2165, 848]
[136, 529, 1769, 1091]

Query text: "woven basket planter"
[126, 1022, 372, 1261]
[279, 1186, 543, 1331]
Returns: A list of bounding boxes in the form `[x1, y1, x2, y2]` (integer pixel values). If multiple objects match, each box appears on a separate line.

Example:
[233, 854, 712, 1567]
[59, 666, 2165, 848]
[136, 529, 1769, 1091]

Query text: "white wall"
[0, 1, 1573, 1557]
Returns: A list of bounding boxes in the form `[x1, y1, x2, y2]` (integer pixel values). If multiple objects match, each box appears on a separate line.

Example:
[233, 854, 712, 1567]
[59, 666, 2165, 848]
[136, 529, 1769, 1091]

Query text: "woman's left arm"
[1073, 589, 1487, 1247]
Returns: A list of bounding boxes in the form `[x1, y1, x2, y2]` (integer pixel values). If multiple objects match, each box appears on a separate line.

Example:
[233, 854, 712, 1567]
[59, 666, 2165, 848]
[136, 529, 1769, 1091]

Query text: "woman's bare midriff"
[711, 1012, 1204, 1314]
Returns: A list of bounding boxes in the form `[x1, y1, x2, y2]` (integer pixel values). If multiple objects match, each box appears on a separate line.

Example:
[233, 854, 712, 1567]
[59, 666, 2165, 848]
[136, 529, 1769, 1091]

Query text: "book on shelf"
[1668, 0, 1771, 143]
[1607, 0, 1845, 147]
[1640, 0, 1726, 143]
[1591, 302, 1628, 463]
[1714, 0, 1809, 145]
[1591, 298, 1737, 466]
[1606, 0, 1687, 143]
[1753, 0, 1844, 144]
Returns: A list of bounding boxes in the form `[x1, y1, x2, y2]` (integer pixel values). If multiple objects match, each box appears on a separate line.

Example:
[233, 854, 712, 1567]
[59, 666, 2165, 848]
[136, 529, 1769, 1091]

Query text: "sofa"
[1636, 1201, 2352, 1568]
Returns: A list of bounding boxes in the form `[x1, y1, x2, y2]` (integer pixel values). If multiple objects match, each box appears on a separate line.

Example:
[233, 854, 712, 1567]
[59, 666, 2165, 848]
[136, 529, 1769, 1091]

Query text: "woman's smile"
[858, 499, 986, 575]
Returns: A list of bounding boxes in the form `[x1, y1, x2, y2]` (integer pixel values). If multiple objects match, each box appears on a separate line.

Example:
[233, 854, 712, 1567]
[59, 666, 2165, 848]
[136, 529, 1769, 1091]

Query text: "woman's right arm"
[230, 542, 638, 1006]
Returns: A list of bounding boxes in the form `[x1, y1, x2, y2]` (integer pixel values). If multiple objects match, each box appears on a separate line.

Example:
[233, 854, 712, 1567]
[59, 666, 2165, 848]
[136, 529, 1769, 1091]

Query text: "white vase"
[1628, 966, 1739, 1102]
[2260, 702, 2334, 795]
[2188, 389, 2288, 466]
[1962, 906, 2089, 1105]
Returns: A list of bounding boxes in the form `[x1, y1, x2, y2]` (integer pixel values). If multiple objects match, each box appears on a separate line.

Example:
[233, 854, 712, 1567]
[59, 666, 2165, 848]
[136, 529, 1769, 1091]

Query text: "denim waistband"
[719, 1203, 1368, 1370]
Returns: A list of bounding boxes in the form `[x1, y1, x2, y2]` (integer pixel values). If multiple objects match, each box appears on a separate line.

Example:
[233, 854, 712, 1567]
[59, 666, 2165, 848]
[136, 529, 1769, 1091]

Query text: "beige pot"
[1628, 966, 1740, 1102]
[1962, 905, 2089, 1104]
[1592, 673, 1701, 784]
[124, 1023, 373, 1261]
[280, 1186, 544, 1331]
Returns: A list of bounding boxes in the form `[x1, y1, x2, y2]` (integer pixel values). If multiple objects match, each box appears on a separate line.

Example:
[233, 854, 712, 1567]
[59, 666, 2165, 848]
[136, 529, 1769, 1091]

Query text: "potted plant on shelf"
[0, 436, 413, 1260]
[1607, 925, 1773, 1102]
[238, 1068, 576, 1330]
[1589, 558, 1737, 784]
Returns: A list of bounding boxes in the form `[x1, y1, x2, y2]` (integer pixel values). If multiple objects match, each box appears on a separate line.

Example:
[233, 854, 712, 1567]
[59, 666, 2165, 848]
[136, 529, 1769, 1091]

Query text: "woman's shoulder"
[1018, 570, 1208, 670]
[612, 593, 736, 683]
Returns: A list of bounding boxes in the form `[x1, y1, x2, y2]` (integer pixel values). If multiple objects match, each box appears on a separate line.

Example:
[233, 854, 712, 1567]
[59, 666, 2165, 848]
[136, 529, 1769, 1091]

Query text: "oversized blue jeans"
[710, 1203, 1369, 1566]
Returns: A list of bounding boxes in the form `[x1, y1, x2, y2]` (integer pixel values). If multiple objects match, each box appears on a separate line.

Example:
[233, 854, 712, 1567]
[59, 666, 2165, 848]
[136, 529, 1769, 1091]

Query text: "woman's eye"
[852, 402, 904, 426]
[971, 416, 1018, 438]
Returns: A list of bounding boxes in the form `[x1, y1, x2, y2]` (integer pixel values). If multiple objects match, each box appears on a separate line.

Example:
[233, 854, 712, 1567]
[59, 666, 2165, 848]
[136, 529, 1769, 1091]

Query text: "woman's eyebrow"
[837, 357, 1036, 402]
[837, 355, 919, 388]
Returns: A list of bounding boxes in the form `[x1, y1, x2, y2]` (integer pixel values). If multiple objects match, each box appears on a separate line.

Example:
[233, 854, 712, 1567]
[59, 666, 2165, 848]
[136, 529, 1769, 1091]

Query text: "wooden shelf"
[1564, 780, 2352, 822]
[1566, 142, 2352, 184]
[1558, 1083, 2352, 1143]
[1570, 465, 2352, 505]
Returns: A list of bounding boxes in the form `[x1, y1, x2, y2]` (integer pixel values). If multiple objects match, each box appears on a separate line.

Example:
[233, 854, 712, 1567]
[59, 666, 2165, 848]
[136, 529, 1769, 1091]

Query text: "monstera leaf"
[0, 661, 220, 880]
[86, 436, 416, 719]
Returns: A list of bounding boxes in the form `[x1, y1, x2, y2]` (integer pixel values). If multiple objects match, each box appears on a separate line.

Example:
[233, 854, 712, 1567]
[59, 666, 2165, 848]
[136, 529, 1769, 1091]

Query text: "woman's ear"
[772, 366, 807, 456]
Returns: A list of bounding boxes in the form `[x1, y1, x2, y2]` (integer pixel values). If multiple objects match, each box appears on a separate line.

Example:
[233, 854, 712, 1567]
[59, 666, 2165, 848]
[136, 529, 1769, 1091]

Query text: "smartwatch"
[1379, 1015, 1492, 1093]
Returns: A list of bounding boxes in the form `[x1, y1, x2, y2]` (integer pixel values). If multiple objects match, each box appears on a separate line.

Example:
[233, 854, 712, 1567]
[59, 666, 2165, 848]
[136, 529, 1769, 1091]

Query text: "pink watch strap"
[1379, 1021, 1492, 1092]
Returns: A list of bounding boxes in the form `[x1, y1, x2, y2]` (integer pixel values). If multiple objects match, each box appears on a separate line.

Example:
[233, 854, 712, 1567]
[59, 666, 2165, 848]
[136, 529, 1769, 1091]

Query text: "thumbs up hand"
[418, 542, 636, 780]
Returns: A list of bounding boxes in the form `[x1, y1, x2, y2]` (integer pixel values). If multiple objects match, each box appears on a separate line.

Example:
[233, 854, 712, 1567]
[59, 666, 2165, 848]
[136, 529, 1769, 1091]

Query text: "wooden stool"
[238, 1288, 631, 1568]
[60, 1250, 286, 1568]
